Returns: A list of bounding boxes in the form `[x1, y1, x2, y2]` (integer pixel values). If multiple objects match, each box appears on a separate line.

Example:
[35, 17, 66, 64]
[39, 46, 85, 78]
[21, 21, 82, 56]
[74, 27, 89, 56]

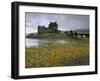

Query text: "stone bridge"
[72, 33, 89, 38]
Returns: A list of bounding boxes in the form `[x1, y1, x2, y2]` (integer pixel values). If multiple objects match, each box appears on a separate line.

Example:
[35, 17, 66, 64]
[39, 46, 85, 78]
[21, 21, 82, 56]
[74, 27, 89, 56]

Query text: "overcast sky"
[25, 12, 89, 34]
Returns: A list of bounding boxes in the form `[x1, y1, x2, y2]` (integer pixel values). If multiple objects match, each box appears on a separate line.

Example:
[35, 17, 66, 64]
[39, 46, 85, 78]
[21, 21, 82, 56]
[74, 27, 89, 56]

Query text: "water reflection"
[25, 38, 75, 48]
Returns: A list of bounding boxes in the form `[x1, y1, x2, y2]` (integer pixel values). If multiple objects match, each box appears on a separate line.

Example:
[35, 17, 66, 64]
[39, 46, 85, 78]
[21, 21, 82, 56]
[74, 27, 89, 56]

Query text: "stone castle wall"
[38, 22, 58, 34]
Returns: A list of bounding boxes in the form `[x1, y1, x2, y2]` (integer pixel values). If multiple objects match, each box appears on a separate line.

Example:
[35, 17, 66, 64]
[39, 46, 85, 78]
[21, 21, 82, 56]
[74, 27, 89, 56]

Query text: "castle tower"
[49, 22, 58, 33]
[38, 25, 46, 34]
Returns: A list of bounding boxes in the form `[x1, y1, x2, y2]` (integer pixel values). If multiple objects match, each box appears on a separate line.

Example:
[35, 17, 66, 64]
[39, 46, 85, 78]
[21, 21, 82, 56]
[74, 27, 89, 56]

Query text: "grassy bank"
[27, 33, 77, 39]
[25, 38, 89, 68]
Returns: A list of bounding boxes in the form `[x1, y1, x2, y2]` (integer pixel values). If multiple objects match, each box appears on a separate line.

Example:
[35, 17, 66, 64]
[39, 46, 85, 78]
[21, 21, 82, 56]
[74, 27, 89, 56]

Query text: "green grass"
[25, 38, 89, 68]
[37, 33, 69, 39]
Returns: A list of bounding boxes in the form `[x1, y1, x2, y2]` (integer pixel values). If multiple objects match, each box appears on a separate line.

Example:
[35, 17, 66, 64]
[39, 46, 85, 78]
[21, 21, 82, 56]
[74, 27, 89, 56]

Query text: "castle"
[38, 22, 58, 34]
[26, 21, 89, 38]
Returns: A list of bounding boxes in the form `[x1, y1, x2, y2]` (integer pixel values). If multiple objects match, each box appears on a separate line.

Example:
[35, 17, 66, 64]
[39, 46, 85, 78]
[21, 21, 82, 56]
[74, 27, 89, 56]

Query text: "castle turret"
[49, 22, 58, 33]
[38, 25, 46, 34]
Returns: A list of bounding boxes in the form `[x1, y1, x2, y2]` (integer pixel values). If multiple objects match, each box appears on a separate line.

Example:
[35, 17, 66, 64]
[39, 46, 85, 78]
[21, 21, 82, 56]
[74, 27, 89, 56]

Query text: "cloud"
[25, 12, 89, 33]
[26, 26, 37, 34]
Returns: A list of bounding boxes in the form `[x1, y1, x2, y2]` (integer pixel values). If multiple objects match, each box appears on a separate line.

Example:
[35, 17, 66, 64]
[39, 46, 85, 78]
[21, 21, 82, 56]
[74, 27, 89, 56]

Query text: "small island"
[26, 21, 89, 39]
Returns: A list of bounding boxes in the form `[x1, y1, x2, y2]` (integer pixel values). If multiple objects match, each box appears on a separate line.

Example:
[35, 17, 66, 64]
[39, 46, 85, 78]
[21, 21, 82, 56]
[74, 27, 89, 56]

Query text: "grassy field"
[25, 38, 89, 68]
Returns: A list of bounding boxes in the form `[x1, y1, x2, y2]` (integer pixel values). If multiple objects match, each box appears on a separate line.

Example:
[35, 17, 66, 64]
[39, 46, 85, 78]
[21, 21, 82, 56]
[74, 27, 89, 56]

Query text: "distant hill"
[26, 33, 38, 38]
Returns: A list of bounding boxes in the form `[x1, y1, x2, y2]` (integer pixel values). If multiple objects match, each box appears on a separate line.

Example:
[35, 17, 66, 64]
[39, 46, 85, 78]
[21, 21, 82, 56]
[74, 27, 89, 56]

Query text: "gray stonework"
[38, 22, 58, 34]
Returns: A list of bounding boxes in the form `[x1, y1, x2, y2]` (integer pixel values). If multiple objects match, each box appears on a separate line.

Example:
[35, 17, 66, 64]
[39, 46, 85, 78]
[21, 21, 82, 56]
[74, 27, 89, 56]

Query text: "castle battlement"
[38, 22, 58, 34]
